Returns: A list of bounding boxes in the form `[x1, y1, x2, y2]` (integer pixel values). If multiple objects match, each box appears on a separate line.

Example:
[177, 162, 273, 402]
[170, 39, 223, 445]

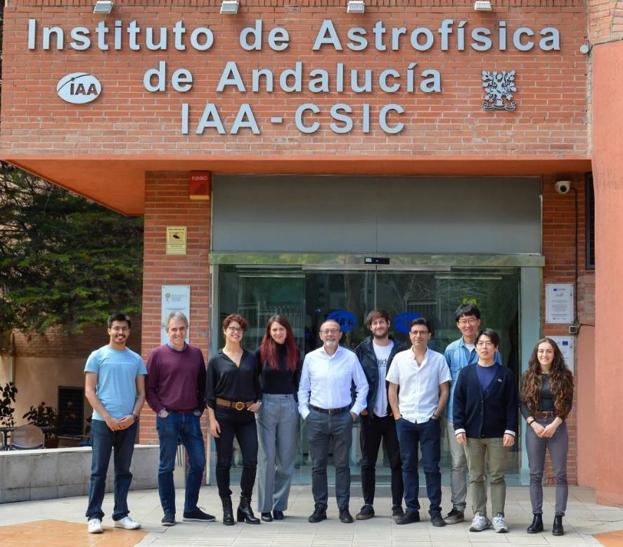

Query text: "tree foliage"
[0, 163, 143, 341]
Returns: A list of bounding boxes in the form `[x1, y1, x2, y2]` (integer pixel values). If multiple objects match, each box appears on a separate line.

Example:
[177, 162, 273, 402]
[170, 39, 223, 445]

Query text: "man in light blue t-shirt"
[84, 312, 147, 535]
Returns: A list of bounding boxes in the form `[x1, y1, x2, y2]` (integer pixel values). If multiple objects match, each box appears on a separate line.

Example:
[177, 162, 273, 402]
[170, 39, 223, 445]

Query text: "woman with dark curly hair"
[521, 338, 574, 537]
[206, 313, 262, 526]
[255, 315, 301, 522]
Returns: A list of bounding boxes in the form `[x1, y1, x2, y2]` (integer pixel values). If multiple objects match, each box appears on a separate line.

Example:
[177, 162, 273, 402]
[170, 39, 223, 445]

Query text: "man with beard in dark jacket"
[354, 310, 405, 521]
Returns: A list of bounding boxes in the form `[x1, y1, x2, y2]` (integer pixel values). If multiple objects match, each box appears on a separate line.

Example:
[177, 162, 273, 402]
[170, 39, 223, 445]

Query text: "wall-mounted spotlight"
[93, 0, 113, 14]
[473, 0, 493, 11]
[220, 0, 240, 14]
[347, 0, 365, 13]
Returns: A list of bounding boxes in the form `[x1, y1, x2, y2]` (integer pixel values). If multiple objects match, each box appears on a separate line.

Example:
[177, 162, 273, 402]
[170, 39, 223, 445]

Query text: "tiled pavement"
[1, 485, 623, 546]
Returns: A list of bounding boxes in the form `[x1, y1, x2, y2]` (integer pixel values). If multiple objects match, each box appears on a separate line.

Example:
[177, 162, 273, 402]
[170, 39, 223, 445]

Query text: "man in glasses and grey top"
[354, 309, 405, 521]
[387, 318, 451, 528]
[443, 303, 501, 525]
[298, 319, 369, 525]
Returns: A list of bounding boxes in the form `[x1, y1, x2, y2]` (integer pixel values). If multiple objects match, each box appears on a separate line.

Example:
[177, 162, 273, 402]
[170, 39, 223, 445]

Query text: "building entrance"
[213, 262, 522, 486]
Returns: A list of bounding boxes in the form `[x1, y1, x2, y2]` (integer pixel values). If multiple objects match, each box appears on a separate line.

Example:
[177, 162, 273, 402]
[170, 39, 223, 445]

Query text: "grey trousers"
[526, 420, 568, 516]
[445, 420, 468, 512]
[256, 394, 299, 513]
[465, 437, 508, 517]
[307, 408, 353, 510]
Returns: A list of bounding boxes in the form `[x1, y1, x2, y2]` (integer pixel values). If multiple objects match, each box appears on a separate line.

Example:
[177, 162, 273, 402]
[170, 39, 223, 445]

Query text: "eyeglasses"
[458, 318, 478, 326]
[476, 341, 494, 347]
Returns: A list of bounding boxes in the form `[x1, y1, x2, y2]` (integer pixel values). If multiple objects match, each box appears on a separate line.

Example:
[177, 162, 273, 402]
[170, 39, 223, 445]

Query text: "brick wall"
[2, 1, 588, 157]
[139, 172, 212, 443]
[588, 0, 623, 45]
[541, 174, 594, 486]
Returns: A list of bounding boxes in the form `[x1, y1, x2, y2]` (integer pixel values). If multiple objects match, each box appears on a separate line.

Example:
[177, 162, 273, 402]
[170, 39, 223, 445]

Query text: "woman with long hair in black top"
[521, 337, 574, 536]
[255, 315, 301, 522]
[206, 313, 262, 525]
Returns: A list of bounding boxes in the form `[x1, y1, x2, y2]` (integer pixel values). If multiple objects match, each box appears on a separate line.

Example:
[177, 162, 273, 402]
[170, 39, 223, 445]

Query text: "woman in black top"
[206, 313, 262, 525]
[255, 315, 301, 522]
[521, 338, 574, 536]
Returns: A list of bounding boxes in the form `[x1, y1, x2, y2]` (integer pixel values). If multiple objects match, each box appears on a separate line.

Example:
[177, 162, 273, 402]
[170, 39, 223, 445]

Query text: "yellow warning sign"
[166, 226, 187, 255]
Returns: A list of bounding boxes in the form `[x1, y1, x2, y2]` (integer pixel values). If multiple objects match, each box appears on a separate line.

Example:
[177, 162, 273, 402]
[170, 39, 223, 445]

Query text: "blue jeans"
[396, 417, 442, 515]
[157, 412, 206, 517]
[85, 419, 137, 521]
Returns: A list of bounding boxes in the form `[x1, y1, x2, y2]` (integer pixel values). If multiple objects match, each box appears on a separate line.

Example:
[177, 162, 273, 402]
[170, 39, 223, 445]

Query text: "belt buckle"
[234, 402, 246, 411]
[327, 408, 335, 415]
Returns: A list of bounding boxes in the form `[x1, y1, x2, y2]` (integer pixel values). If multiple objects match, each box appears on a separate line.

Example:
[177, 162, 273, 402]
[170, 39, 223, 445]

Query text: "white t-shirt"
[386, 347, 451, 424]
[372, 341, 394, 417]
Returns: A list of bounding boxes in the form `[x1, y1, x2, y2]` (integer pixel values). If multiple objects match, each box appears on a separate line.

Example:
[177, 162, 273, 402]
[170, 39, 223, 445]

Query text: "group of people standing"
[83, 304, 574, 538]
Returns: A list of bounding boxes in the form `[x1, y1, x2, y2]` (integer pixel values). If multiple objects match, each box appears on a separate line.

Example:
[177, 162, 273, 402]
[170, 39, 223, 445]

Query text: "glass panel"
[217, 266, 305, 350]
[375, 268, 521, 476]
[214, 264, 522, 485]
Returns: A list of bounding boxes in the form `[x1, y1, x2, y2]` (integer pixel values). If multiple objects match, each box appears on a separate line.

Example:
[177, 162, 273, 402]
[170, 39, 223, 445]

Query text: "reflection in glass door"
[215, 265, 521, 484]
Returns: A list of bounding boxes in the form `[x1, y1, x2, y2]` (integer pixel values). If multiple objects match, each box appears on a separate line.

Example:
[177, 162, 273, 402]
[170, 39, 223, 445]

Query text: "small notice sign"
[166, 226, 187, 255]
[545, 283, 574, 324]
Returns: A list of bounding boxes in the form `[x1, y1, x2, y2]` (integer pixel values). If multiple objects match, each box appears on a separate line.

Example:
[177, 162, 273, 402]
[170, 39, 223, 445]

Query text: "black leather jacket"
[354, 336, 405, 416]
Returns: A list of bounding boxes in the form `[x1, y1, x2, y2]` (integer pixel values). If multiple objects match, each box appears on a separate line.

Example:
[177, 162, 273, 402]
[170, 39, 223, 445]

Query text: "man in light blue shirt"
[443, 303, 483, 524]
[84, 313, 147, 534]
[298, 319, 368, 525]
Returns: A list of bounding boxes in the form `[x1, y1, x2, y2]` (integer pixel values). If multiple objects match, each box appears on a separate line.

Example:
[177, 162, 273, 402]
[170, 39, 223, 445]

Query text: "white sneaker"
[87, 518, 103, 534]
[114, 516, 141, 530]
[492, 513, 509, 533]
[469, 512, 491, 532]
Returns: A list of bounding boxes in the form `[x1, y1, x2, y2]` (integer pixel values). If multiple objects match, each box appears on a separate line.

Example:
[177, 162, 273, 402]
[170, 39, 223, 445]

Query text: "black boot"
[552, 515, 564, 536]
[237, 496, 260, 524]
[527, 513, 543, 534]
[221, 496, 235, 526]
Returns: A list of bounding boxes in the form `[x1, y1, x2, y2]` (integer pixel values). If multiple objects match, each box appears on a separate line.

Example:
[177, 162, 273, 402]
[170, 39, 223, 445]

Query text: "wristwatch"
[132, 413, 140, 422]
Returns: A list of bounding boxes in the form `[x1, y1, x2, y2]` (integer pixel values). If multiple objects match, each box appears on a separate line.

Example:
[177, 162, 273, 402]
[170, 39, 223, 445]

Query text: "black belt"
[310, 404, 350, 415]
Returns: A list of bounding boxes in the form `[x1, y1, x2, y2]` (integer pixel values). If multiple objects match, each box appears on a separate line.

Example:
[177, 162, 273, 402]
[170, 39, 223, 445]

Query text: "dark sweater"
[256, 345, 301, 395]
[146, 344, 206, 413]
[453, 363, 518, 438]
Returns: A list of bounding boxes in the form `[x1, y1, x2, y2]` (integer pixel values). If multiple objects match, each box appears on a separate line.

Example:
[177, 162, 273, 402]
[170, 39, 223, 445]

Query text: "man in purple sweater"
[146, 311, 214, 526]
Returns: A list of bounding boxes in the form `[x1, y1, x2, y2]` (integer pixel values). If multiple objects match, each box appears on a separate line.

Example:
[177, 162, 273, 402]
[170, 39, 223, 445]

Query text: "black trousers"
[214, 407, 258, 499]
[359, 414, 404, 507]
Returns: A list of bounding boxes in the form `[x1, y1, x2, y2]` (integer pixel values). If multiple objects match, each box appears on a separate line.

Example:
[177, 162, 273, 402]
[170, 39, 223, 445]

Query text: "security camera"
[555, 180, 571, 194]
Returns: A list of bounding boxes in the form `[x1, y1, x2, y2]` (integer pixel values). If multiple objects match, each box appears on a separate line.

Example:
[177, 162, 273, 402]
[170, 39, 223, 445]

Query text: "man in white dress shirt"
[298, 319, 369, 524]
[387, 318, 451, 527]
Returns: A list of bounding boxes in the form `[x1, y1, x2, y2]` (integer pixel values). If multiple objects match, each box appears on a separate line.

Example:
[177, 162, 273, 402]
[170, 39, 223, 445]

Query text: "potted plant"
[0, 382, 18, 449]
[0, 382, 18, 427]
[23, 402, 58, 448]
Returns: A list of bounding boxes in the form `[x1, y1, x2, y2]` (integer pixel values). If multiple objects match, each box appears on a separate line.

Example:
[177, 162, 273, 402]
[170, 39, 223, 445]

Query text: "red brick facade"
[139, 172, 212, 443]
[3, 1, 588, 159]
[0, 0, 602, 493]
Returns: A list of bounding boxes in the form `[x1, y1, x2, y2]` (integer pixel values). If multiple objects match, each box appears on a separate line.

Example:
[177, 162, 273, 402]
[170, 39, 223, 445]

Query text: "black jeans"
[214, 407, 258, 499]
[360, 414, 403, 507]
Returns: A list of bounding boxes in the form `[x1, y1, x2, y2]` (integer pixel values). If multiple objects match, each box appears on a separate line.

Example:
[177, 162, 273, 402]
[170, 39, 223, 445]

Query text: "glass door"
[215, 264, 521, 484]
